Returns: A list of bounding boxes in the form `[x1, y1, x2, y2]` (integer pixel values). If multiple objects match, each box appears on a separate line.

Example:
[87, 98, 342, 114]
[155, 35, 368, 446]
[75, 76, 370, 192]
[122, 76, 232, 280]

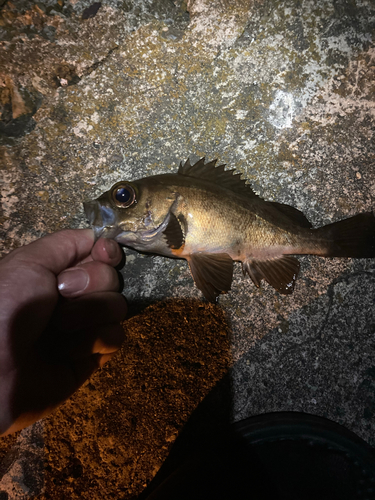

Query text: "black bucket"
[143, 412, 375, 500]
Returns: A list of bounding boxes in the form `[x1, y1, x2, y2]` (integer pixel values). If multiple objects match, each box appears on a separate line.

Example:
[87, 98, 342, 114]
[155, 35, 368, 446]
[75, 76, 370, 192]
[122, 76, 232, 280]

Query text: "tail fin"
[314, 212, 375, 258]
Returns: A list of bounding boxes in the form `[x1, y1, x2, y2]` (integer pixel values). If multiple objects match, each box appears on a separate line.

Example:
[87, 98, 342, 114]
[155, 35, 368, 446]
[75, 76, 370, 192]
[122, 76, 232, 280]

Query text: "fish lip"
[83, 200, 96, 226]
[83, 200, 120, 241]
[83, 200, 102, 241]
[92, 226, 111, 241]
[91, 224, 121, 242]
[84, 200, 116, 226]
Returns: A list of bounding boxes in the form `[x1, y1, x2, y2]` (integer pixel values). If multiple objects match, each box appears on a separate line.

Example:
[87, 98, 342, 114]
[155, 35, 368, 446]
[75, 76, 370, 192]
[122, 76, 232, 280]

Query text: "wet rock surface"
[1, 0, 375, 497]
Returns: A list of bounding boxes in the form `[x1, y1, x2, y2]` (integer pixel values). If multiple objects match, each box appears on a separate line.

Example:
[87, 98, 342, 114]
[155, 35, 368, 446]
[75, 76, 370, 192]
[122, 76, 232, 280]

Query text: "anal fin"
[187, 252, 234, 302]
[242, 261, 263, 287]
[243, 256, 300, 295]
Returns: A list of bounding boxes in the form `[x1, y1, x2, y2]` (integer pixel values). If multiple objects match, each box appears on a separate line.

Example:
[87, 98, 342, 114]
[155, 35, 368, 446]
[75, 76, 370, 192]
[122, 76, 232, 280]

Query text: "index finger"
[4, 229, 95, 276]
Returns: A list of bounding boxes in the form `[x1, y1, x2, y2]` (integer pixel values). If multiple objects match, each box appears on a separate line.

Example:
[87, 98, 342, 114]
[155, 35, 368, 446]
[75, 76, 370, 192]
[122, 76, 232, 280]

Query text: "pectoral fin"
[187, 252, 234, 302]
[243, 256, 300, 295]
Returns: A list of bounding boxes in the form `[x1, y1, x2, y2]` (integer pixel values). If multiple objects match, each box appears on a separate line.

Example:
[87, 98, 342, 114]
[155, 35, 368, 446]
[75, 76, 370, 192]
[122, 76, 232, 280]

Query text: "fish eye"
[112, 184, 136, 208]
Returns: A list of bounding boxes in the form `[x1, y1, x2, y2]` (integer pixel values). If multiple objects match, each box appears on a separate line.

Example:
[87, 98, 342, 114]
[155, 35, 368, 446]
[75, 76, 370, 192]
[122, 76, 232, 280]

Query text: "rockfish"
[84, 157, 375, 301]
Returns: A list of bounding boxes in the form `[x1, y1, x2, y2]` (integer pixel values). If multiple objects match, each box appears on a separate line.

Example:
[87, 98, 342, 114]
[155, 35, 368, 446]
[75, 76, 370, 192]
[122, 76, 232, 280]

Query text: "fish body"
[84, 158, 375, 301]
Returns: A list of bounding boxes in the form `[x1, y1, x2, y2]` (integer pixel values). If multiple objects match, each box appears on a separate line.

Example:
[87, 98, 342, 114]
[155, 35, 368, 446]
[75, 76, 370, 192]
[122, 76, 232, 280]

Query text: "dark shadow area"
[1, 292, 127, 436]
[2, 266, 375, 499]
[135, 372, 234, 500]
[135, 267, 375, 499]
[33, 297, 232, 500]
[126, 298, 159, 319]
[0, 82, 42, 146]
[134, 375, 283, 500]
[139, 409, 375, 500]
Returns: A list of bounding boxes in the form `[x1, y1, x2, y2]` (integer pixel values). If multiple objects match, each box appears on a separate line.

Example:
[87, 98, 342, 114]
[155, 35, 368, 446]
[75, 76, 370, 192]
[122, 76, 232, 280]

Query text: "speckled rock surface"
[1, 0, 375, 497]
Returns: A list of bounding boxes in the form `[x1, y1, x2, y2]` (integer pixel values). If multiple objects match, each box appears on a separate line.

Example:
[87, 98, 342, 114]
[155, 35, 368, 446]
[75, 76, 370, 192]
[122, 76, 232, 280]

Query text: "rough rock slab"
[1, 0, 375, 498]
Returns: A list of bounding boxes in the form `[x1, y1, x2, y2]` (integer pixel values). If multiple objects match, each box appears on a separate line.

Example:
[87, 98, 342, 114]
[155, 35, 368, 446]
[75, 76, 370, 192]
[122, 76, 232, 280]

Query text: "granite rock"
[1, 0, 375, 497]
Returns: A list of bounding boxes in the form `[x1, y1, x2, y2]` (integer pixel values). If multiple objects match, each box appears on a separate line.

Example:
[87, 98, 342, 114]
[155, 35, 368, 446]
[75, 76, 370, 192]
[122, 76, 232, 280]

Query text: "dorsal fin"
[178, 157, 259, 199]
[266, 202, 312, 228]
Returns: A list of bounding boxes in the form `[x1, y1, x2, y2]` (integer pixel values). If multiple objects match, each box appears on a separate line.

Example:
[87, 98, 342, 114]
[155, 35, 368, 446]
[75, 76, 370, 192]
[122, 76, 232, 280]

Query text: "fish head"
[83, 177, 179, 252]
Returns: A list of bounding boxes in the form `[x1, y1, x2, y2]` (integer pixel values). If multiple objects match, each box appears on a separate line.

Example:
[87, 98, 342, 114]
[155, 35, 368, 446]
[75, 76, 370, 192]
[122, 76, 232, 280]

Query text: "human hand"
[0, 229, 127, 436]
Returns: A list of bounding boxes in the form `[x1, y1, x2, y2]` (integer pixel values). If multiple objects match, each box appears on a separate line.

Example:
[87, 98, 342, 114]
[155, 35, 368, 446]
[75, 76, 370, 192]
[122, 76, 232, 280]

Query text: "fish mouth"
[83, 200, 97, 226]
[137, 213, 170, 241]
[118, 195, 180, 248]
[114, 212, 171, 250]
[83, 199, 171, 246]
[83, 200, 121, 241]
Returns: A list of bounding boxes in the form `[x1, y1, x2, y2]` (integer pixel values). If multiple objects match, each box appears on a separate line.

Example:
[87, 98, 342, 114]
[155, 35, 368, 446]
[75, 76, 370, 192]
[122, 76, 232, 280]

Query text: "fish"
[83, 157, 375, 301]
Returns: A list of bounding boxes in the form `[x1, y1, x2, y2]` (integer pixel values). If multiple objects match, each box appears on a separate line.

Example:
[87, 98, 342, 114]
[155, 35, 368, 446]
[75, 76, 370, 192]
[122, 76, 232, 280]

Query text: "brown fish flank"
[83, 158, 375, 301]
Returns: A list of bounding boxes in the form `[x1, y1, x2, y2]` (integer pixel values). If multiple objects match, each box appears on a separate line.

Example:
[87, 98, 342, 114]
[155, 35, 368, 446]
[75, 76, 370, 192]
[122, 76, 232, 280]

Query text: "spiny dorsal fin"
[178, 157, 259, 199]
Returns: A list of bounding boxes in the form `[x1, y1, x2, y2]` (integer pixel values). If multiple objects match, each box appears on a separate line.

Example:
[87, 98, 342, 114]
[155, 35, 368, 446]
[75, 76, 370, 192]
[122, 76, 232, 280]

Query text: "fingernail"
[58, 268, 89, 295]
[103, 239, 119, 260]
